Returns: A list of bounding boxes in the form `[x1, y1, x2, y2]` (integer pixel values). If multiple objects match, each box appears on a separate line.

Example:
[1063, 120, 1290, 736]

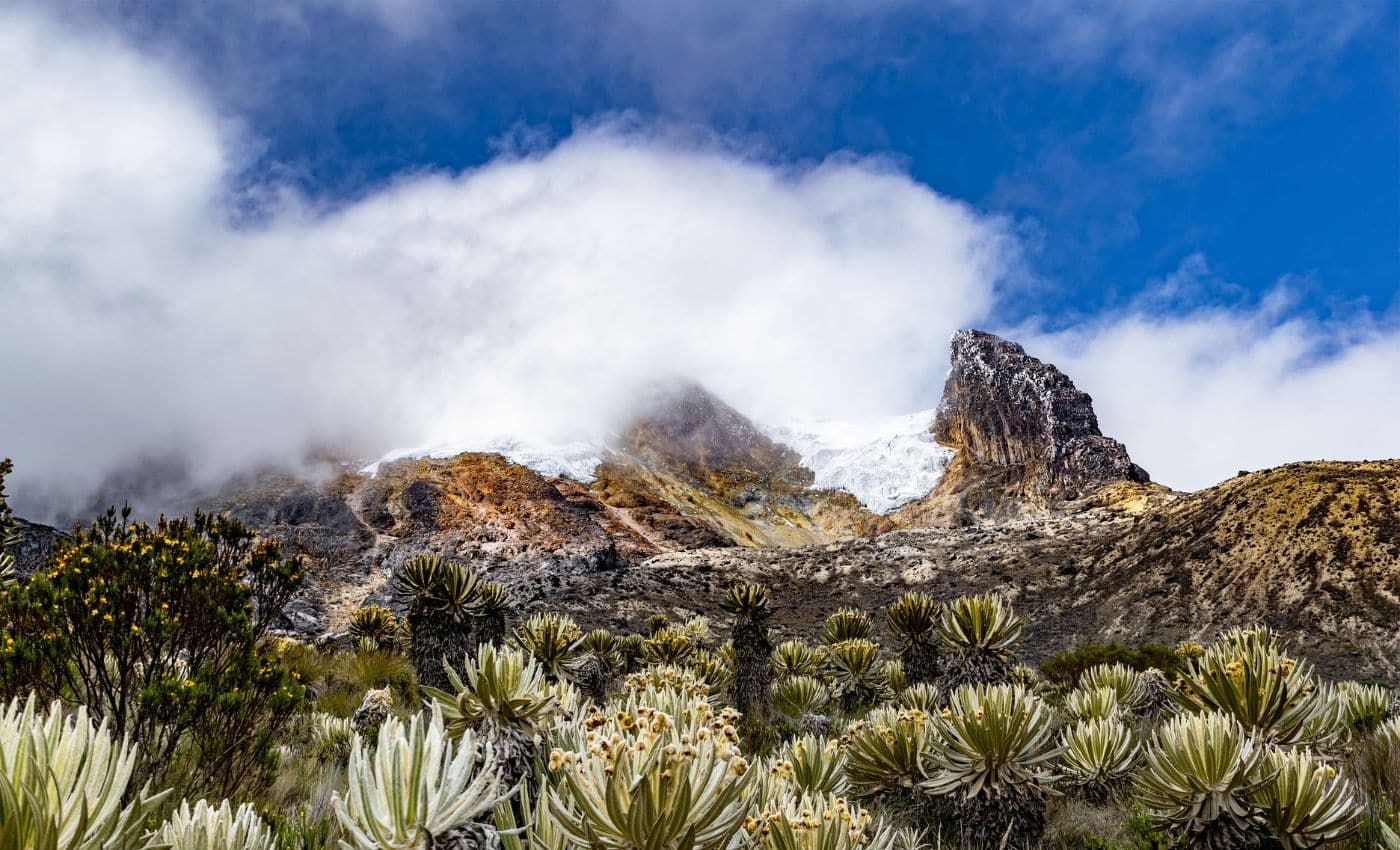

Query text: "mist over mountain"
[3, 4, 1399, 526]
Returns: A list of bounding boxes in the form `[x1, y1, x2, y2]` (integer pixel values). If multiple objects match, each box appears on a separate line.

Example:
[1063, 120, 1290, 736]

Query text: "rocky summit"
[896, 329, 1156, 527]
[17, 329, 1396, 679]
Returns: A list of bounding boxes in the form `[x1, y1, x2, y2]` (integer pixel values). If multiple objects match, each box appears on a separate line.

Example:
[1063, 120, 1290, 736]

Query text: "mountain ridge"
[7, 329, 1396, 680]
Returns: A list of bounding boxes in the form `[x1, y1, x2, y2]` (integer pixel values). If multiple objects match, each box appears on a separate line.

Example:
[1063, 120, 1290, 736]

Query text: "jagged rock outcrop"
[897, 329, 1154, 526]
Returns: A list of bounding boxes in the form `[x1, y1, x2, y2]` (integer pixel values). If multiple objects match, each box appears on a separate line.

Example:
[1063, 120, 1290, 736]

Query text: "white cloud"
[1021, 285, 1400, 492]
[0, 7, 1007, 521]
[2, 5, 1393, 524]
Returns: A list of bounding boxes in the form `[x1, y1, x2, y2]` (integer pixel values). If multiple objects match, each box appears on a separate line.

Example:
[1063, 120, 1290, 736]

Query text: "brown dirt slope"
[1065, 461, 1400, 676]
[504, 460, 1400, 681]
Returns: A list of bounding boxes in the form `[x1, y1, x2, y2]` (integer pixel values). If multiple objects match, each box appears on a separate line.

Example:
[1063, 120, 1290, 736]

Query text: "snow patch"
[362, 435, 606, 482]
[762, 410, 951, 514]
[360, 411, 949, 515]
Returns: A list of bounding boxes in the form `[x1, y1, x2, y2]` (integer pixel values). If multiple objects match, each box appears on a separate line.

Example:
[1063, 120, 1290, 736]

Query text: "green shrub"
[0, 509, 305, 797]
[1040, 643, 1180, 688]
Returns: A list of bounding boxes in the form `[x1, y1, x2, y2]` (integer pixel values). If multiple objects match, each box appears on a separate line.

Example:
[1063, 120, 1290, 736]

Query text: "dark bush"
[1040, 642, 1181, 688]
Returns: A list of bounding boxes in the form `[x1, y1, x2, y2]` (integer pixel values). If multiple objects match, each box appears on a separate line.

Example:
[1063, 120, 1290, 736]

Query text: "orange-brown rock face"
[213, 453, 630, 631]
[363, 453, 621, 566]
[525, 460, 1400, 681]
[897, 330, 1155, 526]
[590, 381, 884, 547]
[214, 383, 885, 632]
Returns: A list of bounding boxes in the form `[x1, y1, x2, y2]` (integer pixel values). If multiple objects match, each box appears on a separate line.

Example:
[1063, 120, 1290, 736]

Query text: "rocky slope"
[589, 381, 883, 547]
[516, 459, 1400, 680]
[1071, 461, 1400, 675]
[11, 329, 1394, 679]
[204, 380, 886, 631]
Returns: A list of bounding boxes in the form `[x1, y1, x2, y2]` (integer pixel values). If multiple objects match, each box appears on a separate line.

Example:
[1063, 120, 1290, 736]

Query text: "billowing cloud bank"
[0, 8, 1007, 520]
[1, 6, 1396, 522]
[1023, 304, 1400, 496]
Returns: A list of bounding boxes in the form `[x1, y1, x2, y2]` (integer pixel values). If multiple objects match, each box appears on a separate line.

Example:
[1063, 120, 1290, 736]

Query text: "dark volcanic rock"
[900, 330, 1152, 525]
[11, 518, 61, 579]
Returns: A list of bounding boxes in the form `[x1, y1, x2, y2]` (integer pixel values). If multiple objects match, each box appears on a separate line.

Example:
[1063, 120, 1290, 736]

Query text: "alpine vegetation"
[0, 497, 1395, 849]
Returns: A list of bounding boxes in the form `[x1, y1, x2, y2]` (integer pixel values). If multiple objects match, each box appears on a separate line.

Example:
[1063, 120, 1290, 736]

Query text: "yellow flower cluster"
[743, 793, 875, 846]
[550, 693, 748, 785]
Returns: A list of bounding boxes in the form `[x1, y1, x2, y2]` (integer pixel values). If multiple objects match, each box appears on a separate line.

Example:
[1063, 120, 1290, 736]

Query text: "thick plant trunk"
[731, 619, 773, 725]
[409, 609, 473, 691]
[938, 649, 1013, 690]
[572, 654, 613, 705]
[952, 789, 1049, 850]
[470, 611, 507, 653]
[900, 642, 942, 685]
[431, 823, 501, 850]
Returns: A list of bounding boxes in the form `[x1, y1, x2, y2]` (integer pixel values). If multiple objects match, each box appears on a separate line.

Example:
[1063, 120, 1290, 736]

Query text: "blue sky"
[3, 0, 1400, 516]
[77, 0, 1398, 322]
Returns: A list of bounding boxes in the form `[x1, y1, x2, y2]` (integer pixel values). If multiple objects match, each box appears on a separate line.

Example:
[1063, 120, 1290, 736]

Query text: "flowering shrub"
[0, 508, 304, 797]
